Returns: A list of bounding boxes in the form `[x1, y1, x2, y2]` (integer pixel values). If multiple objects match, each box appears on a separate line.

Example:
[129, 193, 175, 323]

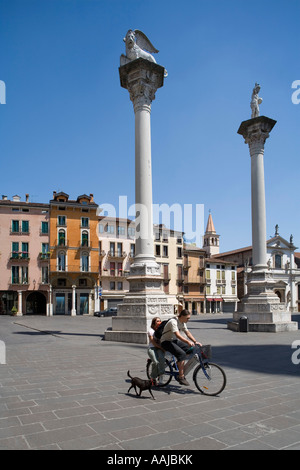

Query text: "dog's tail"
[127, 370, 132, 379]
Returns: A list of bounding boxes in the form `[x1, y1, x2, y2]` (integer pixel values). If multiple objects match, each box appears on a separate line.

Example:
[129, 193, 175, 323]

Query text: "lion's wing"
[134, 30, 159, 54]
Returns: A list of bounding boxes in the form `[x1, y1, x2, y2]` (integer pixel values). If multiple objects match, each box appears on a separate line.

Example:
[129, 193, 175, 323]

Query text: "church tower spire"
[203, 211, 220, 257]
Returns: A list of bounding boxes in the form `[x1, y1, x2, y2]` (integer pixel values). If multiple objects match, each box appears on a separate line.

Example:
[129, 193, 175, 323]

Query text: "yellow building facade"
[49, 191, 99, 315]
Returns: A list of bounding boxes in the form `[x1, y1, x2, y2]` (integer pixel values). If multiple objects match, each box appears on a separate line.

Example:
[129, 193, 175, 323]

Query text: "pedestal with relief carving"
[228, 117, 297, 332]
[105, 59, 173, 344]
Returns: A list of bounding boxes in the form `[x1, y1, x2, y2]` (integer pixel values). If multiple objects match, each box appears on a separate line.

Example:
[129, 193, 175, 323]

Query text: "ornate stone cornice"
[119, 58, 165, 114]
[237, 116, 277, 157]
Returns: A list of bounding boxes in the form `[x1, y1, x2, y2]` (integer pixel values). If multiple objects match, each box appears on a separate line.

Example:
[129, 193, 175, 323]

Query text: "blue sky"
[1, 0, 299, 252]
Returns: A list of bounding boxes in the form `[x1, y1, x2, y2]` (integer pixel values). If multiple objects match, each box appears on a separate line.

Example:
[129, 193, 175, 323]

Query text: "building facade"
[214, 229, 300, 312]
[98, 216, 135, 310]
[0, 194, 50, 315]
[49, 192, 99, 315]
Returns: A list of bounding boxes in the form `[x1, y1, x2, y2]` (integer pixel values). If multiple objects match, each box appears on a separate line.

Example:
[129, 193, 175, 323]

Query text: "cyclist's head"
[151, 317, 161, 329]
[178, 309, 191, 322]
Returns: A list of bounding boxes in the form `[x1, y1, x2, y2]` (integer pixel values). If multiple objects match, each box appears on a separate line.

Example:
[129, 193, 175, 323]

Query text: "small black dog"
[127, 370, 155, 400]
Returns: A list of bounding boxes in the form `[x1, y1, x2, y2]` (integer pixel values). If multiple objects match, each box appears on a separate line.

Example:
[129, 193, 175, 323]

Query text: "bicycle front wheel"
[193, 362, 226, 396]
[146, 358, 173, 387]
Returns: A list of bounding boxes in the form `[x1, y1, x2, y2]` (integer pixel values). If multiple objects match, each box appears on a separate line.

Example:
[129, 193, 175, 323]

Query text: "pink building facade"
[0, 195, 50, 315]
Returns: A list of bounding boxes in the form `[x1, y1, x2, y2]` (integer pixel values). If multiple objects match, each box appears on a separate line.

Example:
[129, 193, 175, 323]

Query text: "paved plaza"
[0, 313, 300, 451]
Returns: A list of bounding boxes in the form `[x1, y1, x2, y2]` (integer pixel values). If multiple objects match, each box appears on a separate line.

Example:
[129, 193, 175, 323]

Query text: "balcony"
[38, 252, 50, 260]
[9, 252, 30, 261]
[11, 277, 30, 285]
[54, 239, 69, 248]
[10, 230, 30, 236]
[107, 251, 127, 259]
[52, 265, 99, 274]
[101, 271, 126, 280]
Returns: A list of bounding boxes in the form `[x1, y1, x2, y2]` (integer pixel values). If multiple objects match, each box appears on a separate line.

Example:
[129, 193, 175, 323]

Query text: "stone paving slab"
[0, 314, 300, 451]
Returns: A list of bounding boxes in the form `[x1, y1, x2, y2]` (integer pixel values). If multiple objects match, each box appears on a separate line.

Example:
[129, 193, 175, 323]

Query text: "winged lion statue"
[120, 29, 168, 77]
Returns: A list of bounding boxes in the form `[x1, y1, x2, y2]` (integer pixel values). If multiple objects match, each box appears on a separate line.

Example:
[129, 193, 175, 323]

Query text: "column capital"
[119, 58, 165, 112]
[238, 116, 277, 155]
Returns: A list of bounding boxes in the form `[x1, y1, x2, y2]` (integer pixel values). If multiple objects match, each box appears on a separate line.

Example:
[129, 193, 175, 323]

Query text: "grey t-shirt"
[161, 318, 188, 342]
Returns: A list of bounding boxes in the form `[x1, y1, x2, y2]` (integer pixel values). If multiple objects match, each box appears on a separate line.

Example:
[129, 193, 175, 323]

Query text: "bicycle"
[146, 344, 227, 396]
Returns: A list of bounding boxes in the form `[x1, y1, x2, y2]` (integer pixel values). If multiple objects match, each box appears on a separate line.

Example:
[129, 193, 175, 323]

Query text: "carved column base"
[228, 268, 298, 332]
[104, 262, 174, 344]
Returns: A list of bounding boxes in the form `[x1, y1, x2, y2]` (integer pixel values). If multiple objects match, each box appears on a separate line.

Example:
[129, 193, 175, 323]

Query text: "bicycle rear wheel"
[193, 362, 226, 396]
[146, 358, 173, 387]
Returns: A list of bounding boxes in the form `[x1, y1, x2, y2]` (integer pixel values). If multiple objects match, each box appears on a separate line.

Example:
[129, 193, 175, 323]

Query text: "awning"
[206, 298, 223, 302]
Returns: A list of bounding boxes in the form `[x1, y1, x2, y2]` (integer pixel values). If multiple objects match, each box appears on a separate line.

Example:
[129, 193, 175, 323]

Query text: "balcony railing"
[107, 250, 127, 259]
[10, 252, 30, 261]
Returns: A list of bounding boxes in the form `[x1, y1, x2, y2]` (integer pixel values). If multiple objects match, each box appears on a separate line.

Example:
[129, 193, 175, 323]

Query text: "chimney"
[25, 194, 29, 203]
[90, 193, 94, 202]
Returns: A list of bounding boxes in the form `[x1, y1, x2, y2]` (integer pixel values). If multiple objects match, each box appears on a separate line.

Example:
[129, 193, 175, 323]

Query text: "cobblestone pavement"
[0, 314, 300, 451]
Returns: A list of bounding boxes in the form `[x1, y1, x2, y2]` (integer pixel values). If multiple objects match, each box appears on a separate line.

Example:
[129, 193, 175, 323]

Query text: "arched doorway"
[26, 292, 46, 315]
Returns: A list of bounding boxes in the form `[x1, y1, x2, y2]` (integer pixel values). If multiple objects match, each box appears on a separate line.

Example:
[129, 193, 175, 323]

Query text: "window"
[81, 217, 89, 228]
[12, 220, 19, 233]
[275, 254, 282, 269]
[81, 252, 89, 272]
[106, 225, 114, 234]
[41, 221, 48, 234]
[130, 244, 135, 257]
[117, 243, 122, 256]
[155, 245, 161, 256]
[231, 270, 236, 281]
[128, 226, 135, 238]
[41, 243, 49, 256]
[12, 242, 19, 258]
[177, 247, 182, 258]
[206, 269, 211, 279]
[110, 242, 115, 256]
[206, 285, 211, 295]
[21, 266, 28, 284]
[21, 242, 29, 258]
[58, 215, 66, 226]
[117, 282, 123, 290]
[11, 266, 19, 284]
[163, 245, 168, 257]
[117, 225, 125, 236]
[99, 224, 104, 234]
[118, 262, 122, 276]
[110, 281, 115, 290]
[58, 229, 66, 246]
[58, 252, 66, 271]
[81, 230, 89, 247]
[110, 262, 115, 276]
[42, 267, 49, 284]
[22, 220, 29, 233]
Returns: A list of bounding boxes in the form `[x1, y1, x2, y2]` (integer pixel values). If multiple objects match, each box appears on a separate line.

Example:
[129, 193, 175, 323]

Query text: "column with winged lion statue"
[105, 30, 172, 343]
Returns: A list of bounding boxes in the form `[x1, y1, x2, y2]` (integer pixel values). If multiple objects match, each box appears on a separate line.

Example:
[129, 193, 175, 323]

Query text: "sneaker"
[158, 376, 164, 386]
[178, 376, 190, 386]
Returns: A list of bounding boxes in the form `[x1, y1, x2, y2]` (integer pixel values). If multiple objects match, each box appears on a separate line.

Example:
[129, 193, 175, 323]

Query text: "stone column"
[105, 58, 173, 343]
[229, 116, 297, 332]
[71, 285, 76, 316]
[17, 290, 23, 316]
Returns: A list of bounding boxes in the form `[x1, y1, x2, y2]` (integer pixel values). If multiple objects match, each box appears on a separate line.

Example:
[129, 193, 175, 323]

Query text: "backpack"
[154, 318, 172, 341]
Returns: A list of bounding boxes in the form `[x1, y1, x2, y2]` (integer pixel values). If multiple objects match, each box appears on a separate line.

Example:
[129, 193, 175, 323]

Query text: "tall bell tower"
[203, 212, 220, 257]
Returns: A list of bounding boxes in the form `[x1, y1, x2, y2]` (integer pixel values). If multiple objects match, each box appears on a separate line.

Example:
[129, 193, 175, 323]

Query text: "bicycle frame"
[167, 345, 208, 378]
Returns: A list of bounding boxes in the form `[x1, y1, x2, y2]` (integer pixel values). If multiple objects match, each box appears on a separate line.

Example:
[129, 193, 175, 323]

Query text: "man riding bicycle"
[159, 309, 202, 386]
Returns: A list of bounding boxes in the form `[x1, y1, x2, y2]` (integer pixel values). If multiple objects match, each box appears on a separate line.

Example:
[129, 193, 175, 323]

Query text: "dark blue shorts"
[161, 339, 190, 362]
